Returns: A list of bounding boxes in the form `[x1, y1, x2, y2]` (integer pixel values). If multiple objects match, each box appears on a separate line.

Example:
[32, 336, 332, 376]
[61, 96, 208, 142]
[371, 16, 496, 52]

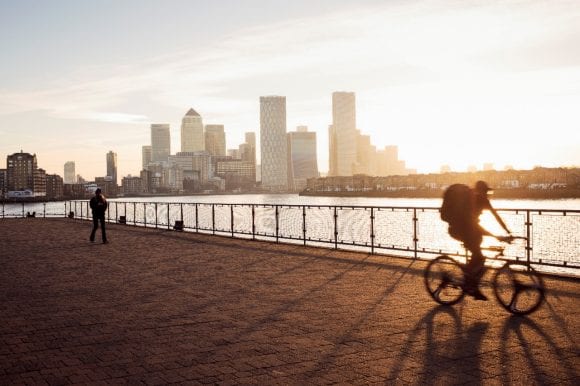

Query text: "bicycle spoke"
[433, 280, 450, 300]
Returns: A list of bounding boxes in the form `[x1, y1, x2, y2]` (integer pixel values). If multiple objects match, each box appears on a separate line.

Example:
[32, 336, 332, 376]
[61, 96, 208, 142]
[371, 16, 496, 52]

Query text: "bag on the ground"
[440, 184, 473, 226]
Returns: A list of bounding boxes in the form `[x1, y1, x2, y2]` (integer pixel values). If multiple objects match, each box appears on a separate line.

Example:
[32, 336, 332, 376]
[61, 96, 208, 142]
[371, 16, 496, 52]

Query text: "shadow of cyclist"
[387, 305, 490, 385]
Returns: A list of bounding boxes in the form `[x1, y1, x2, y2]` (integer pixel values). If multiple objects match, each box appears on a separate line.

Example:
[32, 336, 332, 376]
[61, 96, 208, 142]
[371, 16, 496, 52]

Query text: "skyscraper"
[181, 108, 204, 152]
[151, 124, 170, 163]
[240, 132, 256, 165]
[204, 124, 226, 156]
[106, 151, 118, 185]
[329, 91, 357, 176]
[64, 161, 76, 184]
[287, 126, 318, 191]
[260, 96, 288, 190]
[377, 145, 404, 176]
[235, 132, 257, 183]
[355, 134, 372, 175]
[142, 145, 152, 170]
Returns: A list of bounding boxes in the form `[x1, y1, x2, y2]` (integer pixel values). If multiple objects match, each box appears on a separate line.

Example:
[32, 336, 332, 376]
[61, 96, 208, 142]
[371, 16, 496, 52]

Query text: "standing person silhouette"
[89, 188, 108, 244]
[449, 181, 512, 300]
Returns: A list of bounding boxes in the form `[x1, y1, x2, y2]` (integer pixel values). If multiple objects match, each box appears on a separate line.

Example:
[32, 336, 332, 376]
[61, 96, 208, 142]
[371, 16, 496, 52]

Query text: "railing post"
[302, 205, 307, 246]
[143, 203, 147, 228]
[155, 203, 158, 228]
[252, 205, 256, 240]
[133, 202, 136, 226]
[526, 210, 532, 267]
[195, 203, 199, 232]
[370, 207, 375, 254]
[167, 203, 170, 230]
[115, 202, 118, 223]
[275, 205, 279, 243]
[231, 205, 234, 237]
[180, 203, 183, 222]
[334, 206, 338, 249]
[43, 203, 46, 218]
[80, 201, 83, 219]
[413, 208, 418, 259]
[212, 204, 215, 235]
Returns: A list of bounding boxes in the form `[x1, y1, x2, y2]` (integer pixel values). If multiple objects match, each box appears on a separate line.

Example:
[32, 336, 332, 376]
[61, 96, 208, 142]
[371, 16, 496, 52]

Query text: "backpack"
[440, 184, 473, 226]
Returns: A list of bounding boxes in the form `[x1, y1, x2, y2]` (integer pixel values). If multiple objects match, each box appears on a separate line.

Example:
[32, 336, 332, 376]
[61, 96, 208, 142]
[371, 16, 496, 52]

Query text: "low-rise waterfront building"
[122, 176, 143, 195]
[94, 176, 117, 197]
[46, 174, 64, 200]
[216, 160, 255, 191]
[63, 183, 88, 199]
[0, 169, 6, 198]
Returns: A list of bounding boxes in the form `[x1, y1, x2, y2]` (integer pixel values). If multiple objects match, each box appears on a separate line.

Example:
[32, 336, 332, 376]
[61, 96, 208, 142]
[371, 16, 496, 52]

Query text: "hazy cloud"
[1, 0, 579, 176]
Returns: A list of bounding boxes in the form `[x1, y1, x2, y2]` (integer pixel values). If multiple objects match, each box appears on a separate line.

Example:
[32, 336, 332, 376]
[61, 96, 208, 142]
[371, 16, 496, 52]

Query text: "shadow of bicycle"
[386, 302, 578, 385]
[387, 304, 491, 385]
[499, 315, 578, 385]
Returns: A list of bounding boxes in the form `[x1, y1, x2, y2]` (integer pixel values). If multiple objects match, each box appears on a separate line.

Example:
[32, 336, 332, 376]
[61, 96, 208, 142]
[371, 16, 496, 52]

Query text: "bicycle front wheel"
[493, 262, 545, 315]
[424, 255, 465, 306]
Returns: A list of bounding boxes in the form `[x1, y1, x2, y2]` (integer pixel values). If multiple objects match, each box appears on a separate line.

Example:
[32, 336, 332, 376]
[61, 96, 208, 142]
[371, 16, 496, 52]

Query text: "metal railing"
[0, 201, 66, 219]
[58, 200, 580, 273]
[1, 200, 577, 273]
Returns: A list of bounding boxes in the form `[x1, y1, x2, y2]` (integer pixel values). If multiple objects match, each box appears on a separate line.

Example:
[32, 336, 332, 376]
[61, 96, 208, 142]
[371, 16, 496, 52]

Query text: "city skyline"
[1, 1, 579, 179]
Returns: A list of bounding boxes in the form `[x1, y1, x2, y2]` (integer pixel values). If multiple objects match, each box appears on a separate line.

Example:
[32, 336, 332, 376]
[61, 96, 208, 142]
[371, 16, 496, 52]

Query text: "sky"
[1, 0, 579, 180]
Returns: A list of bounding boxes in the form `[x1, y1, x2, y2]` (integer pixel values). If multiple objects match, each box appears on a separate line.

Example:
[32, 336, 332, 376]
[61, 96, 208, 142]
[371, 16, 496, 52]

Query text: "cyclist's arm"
[490, 206, 511, 235]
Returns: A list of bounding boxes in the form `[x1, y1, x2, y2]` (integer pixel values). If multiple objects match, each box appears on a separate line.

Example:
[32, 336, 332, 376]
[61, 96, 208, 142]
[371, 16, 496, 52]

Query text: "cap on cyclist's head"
[475, 180, 492, 194]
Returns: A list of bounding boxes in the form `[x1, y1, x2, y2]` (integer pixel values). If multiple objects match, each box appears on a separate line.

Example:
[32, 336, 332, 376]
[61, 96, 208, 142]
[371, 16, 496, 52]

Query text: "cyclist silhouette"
[448, 180, 512, 300]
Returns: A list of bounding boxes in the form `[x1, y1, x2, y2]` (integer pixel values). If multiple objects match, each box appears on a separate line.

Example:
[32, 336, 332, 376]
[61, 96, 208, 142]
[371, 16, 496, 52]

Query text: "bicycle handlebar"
[497, 235, 527, 243]
[483, 236, 527, 255]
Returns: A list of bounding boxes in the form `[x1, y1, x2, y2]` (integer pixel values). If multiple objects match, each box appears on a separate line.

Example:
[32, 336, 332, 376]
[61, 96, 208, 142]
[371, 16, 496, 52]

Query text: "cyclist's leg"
[448, 225, 480, 284]
[464, 232, 487, 299]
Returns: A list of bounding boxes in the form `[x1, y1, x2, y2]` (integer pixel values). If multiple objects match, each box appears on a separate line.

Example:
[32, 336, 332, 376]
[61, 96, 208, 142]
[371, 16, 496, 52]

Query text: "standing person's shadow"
[387, 305, 489, 385]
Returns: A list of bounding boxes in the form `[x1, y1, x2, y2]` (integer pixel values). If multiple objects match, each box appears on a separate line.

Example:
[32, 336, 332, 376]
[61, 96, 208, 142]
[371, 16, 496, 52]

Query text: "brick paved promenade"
[1, 218, 578, 385]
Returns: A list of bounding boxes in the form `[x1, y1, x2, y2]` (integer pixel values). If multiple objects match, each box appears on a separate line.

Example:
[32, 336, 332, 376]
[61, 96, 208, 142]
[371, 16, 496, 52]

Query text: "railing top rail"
[67, 199, 580, 213]
[67, 199, 580, 214]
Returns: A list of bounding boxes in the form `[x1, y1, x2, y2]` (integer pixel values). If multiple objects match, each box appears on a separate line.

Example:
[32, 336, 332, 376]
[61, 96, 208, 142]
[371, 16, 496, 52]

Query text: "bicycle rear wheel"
[424, 255, 465, 305]
[493, 262, 545, 315]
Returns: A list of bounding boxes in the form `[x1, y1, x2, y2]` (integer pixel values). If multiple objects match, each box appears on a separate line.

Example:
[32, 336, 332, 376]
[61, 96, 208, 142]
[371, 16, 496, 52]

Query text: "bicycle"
[423, 237, 545, 315]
